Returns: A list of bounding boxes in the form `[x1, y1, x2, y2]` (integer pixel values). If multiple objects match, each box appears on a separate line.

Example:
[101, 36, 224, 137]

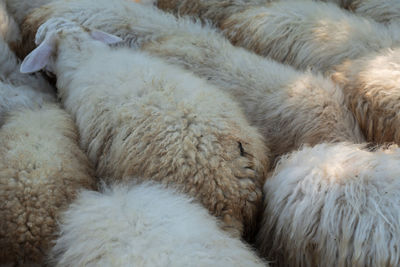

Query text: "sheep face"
[20, 17, 121, 74]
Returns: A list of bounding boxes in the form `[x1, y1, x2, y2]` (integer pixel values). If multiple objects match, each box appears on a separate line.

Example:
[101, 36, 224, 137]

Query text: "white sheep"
[0, 104, 96, 265]
[49, 182, 268, 266]
[330, 48, 400, 144]
[4, 0, 55, 25]
[258, 142, 400, 266]
[20, 0, 365, 160]
[21, 17, 269, 238]
[0, 23, 55, 124]
[308, 0, 400, 25]
[0, 0, 20, 44]
[0, 37, 55, 123]
[179, 0, 400, 73]
[157, 0, 266, 27]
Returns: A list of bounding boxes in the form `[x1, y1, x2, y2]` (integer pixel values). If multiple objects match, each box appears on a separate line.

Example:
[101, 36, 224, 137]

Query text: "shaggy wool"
[20, 0, 365, 161]
[0, 104, 95, 265]
[219, 0, 400, 72]
[258, 142, 400, 266]
[49, 182, 268, 266]
[22, 17, 269, 238]
[331, 48, 400, 145]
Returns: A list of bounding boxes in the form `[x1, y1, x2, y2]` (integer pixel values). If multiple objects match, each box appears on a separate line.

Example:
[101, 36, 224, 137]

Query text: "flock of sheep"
[1, 0, 400, 266]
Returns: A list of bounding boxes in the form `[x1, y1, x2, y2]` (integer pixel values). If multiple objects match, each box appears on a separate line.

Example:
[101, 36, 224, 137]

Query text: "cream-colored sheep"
[331, 48, 400, 144]
[258, 142, 400, 266]
[22, 17, 269, 238]
[221, 0, 400, 72]
[173, 0, 399, 73]
[49, 182, 268, 266]
[154, 0, 400, 146]
[4, 0, 55, 25]
[0, 0, 20, 44]
[312, 0, 400, 25]
[20, 0, 365, 160]
[157, 0, 266, 26]
[0, 104, 96, 265]
[0, 10, 54, 124]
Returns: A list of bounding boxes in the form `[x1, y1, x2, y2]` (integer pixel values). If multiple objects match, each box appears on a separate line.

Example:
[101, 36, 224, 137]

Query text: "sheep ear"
[90, 30, 122, 44]
[20, 37, 55, 73]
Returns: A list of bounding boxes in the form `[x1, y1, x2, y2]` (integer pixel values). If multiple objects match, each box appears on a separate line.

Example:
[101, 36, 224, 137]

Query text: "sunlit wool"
[21, 17, 269, 237]
[49, 182, 268, 267]
[219, 0, 400, 72]
[331, 48, 400, 145]
[258, 142, 400, 266]
[20, 0, 364, 161]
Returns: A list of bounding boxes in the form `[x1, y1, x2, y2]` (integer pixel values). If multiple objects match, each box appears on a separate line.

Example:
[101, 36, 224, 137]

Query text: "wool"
[258, 142, 400, 266]
[0, 104, 95, 265]
[346, 0, 400, 24]
[331, 48, 400, 144]
[22, 17, 269, 237]
[219, 0, 400, 72]
[157, 0, 266, 26]
[0, 27, 54, 125]
[307, 0, 400, 24]
[4, 0, 55, 25]
[49, 182, 268, 266]
[0, 0, 20, 44]
[20, 0, 365, 161]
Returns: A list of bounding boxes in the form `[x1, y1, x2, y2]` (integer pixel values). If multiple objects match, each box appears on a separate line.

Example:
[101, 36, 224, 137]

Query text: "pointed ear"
[90, 30, 122, 44]
[20, 35, 55, 73]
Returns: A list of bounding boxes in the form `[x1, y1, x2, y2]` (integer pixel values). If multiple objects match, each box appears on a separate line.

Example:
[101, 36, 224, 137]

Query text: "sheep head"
[20, 17, 122, 74]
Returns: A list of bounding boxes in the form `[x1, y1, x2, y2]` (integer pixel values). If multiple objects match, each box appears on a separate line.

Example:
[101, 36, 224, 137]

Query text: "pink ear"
[20, 35, 55, 73]
[90, 30, 122, 45]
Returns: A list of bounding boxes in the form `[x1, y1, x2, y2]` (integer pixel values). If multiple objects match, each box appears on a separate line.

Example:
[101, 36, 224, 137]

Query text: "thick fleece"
[258, 143, 400, 266]
[0, 37, 55, 125]
[22, 18, 269, 237]
[331, 48, 400, 145]
[49, 182, 268, 266]
[218, 0, 400, 72]
[310, 0, 400, 24]
[20, 0, 365, 160]
[0, 104, 95, 265]
[157, 0, 266, 26]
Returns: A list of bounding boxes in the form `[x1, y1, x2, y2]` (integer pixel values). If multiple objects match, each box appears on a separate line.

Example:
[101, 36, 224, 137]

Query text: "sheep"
[4, 0, 55, 25]
[0, 0, 20, 44]
[20, 0, 365, 161]
[49, 182, 268, 266]
[157, 0, 399, 73]
[0, 104, 96, 266]
[21, 17, 269, 238]
[152, 0, 400, 146]
[0, 31, 55, 124]
[157, 0, 266, 27]
[330, 48, 400, 144]
[257, 142, 400, 266]
[306, 0, 400, 25]
[0, 10, 55, 124]
[346, 0, 400, 24]
[220, 0, 400, 73]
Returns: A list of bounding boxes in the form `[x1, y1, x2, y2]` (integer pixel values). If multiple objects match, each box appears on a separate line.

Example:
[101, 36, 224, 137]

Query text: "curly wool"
[331, 48, 400, 145]
[26, 19, 269, 237]
[20, 0, 364, 160]
[49, 182, 268, 267]
[258, 143, 400, 266]
[0, 104, 95, 266]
